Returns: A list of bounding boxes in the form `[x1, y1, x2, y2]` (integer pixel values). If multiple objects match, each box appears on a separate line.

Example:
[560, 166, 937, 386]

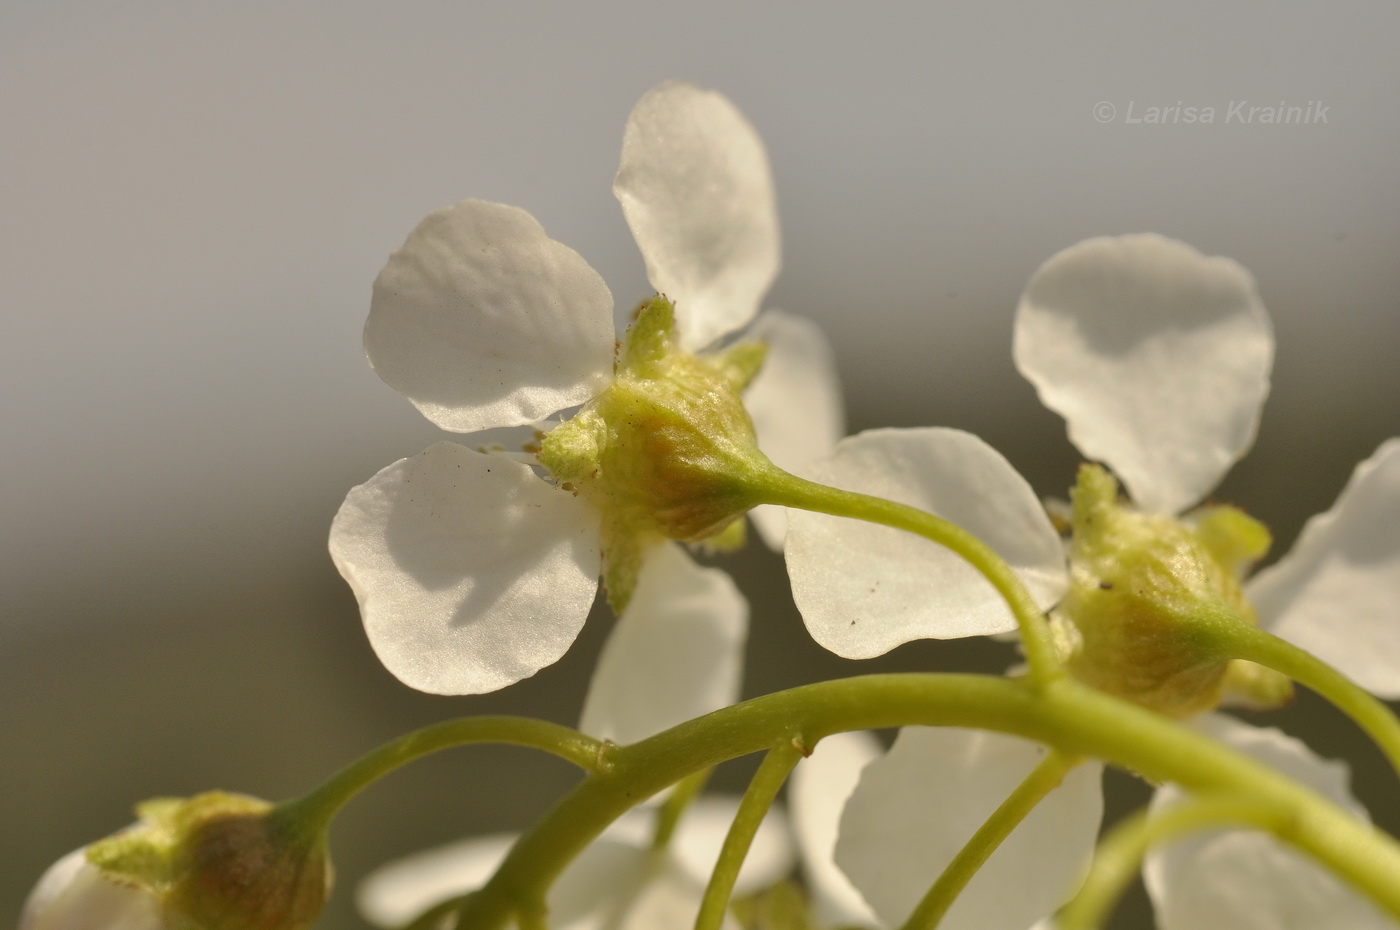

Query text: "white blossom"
[787, 233, 1400, 689]
[331, 81, 841, 695]
[785, 233, 1400, 929]
[790, 730, 1100, 930]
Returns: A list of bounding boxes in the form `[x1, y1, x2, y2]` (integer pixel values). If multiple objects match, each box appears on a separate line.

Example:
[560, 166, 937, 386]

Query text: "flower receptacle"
[1054, 464, 1288, 717]
[540, 295, 777, 609]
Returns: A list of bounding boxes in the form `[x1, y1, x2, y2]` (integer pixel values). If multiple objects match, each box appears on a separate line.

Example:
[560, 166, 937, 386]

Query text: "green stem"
[1204, 622, 1400, 779]
[694, 739, 806, 930]
[278, 716, 607, 831]
[1057, 793, 1282, 930]
[899, 750, 1077, 930]
[453, 674, 1400, 929]
[749, 467, 1062, 686]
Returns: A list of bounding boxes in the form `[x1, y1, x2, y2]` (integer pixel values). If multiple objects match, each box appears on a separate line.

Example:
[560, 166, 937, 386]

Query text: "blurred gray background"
[4, 2, 1398, 927]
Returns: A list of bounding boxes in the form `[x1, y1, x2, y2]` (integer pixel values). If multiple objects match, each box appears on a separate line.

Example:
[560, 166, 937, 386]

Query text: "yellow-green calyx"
[539, 295, 775, 611]
[1050, 464, 1292, 718]
[86, 792, 331, 930]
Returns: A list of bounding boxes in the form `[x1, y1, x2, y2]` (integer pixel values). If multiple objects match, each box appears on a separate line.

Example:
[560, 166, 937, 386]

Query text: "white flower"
[787, 233, 1400, 693]
[784, 234, 1400, 928]
[792, 723, 1385, 930]
[21, 849, 164, 930]
[330, 81, 842, 695]
[789, 730, 1101, 930]
[355, 797, 794, 930]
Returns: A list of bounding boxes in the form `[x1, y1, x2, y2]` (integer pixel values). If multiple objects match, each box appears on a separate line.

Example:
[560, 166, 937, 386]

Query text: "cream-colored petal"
[366, 199, 616, 432]
[788, 730, 884, 928]
[835, 728, 1102, 930]
[1014, 234, 1272, 514]
[785, 428, 1067, 657]
[1247, 439, 1400, 698]
[579, 544, 747, 745]
[666, 796, 795, 898]
[21, 850, 164, 930]
[611, 858, 742, 930]
[357, 832, 656, 930]
[330, 442, 601, 694]
[357, 806, 763, 930]
[614, 81, 780, 351]
[744, 311, 845, 550]
[1144, 714, 1391, 930]
[357, 833, 514, 929]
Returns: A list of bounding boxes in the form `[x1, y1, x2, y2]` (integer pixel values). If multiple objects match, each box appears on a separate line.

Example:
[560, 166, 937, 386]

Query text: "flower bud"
[22, 792, 331, 930]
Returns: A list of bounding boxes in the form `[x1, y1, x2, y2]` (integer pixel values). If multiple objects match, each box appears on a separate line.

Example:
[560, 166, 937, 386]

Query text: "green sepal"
[716, 339, 768, 391]
[86, 792, 271, 890]
[696, 516, 747, 554]
[732, 880, 817, 930]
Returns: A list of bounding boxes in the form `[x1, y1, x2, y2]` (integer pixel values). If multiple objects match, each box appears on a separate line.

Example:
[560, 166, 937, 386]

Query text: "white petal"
[784, 428, 1068, 657]
[357, 833, 514, 929]
[549, 843, 656, 930]
[21, 850, 164, 930]
[788, 730, 884, 928]
[610, 859, 742, 930]
[579, 544, 747, 745]
[743, 311, 846, 550]
[1144, 715, 1390, 930]
[1247, 439, 1400, 697]
[614, 81, 780, 351]
[357, 833, 654, 930]
[366, 199, 616, 432]
[667, 796, 795, 897]
[1014, 234, 1272, 515]
[330, 442, 601, 694]
[835, 728, 1103, 930]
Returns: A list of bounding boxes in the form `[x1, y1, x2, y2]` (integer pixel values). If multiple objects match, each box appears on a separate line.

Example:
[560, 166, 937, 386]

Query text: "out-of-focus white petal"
[1247, 439, 1400, 698]
[357, 833, 514, 929]
[21, 849, 164, 930]
[366, 199, 617, 432]
[1014, 234, 1272, 515]
[579, 544, 747, 745]
[610, 860, 742, 930]
[789, 730, 884, 928]
[743, 311, 846, 550]
[1144, 714, 1391, 930]
[357, 804, 766, 930]
[667, 796, 795, 897]
[329, 442, 601, 695]
[785, 428, 1068, 657]
[835, 728, 1103, 930]
[357, 833, 654, 930]
[614, 81, 780, 351]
